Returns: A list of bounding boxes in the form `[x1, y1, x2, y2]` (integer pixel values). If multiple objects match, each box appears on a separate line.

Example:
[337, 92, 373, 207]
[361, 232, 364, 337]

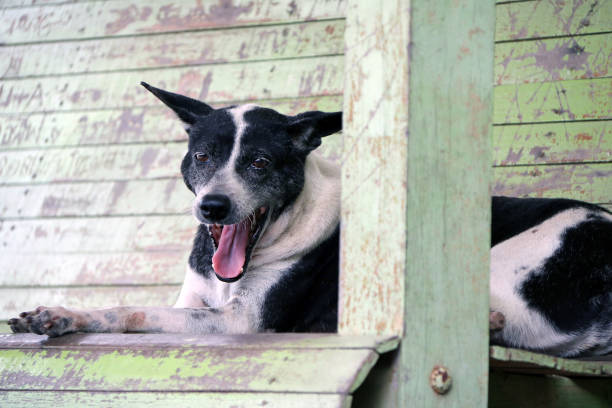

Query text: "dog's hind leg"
[8, 299, 254, 337]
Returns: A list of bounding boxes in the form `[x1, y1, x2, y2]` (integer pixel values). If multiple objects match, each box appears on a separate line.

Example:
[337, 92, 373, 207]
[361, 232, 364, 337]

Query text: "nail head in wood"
[430, 365, 452, 395]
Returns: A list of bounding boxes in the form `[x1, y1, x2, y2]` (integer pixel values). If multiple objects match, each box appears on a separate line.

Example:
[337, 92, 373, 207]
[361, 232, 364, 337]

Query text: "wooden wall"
[493, 0, 611, 211]
[0, 0, 610, 329]
[0, 0, 346, 327]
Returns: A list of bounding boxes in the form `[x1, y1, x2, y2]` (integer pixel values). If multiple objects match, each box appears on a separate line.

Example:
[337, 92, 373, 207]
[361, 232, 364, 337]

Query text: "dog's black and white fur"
[9, 84, 611, 358]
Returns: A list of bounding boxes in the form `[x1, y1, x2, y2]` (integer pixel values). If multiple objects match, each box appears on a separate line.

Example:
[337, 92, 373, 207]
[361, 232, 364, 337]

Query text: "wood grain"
[493, 163, 612, 203]
[0, 252, 187, 286]
[496, 0, 612, 41]
[494, 33, 611, 85]
[0, 178, 191, 217]
[0, 285, 180, 320]
[0, 391, 352, 408]
[0, 98, 343, 149]
[0, 347, 376, 393]
[0, 332, 399, 352]
[492, 121, 611, 165]
[494, 78, 611, 124]
[0, 57, 343, 113]
[0, 144, 185, 183]
[0, 0, 347, 44]
[0, 215, 196, 252]
[1, 20, 344, 78]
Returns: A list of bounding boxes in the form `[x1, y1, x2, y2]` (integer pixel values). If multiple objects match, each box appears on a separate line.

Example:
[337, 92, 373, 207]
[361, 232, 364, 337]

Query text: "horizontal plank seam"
[496, 0, 538, 5]
[0, 93, 343, 115]
[495, 30, 612, 45]
[0, 213, 192, 221]
[0, 344, 383, 351]
[495, 30, 612, 44]
[0, 52, 345, 81]
[493, 118, 612, 127]
[0, 0, 105, 11]
[493, 160, 612, 168]
[0, 17, 347, 47]
[0, 388, 350, 395]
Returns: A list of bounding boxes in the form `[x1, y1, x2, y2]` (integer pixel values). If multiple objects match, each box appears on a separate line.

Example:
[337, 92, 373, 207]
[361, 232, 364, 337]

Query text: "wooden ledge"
[490, 345, 612, 377]
[0, 333, 399, 408]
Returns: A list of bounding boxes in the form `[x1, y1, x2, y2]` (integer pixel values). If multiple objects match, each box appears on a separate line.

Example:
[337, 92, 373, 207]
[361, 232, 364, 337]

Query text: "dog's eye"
[251, 157, 270, 169]
[195, 153, 209, 162]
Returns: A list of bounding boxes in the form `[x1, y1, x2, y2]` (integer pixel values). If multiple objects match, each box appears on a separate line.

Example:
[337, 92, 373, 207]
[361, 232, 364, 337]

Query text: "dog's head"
[142, 82, 341, 282]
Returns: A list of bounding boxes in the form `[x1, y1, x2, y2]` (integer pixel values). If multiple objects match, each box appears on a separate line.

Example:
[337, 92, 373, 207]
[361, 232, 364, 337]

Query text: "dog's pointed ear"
[288, 111, 342, 151]
[141, 82, 213, 128]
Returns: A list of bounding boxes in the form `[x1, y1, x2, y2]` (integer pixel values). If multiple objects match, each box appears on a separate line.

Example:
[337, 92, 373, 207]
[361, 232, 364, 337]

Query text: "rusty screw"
[430, 365, 452, 395]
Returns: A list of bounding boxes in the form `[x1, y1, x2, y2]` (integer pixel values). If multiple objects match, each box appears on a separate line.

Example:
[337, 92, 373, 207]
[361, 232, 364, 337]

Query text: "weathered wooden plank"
[0, 0, 78, 8]
[0, 252, 187, 286]
[0, 215, 195, 252]
[0, 179, 192, 218]
[0, 285, 180, 320]
[489, 371, 612, 408]
[493, 162, 612, 203]
[0, 333, 400, 354]
[0, 0, 347, 44]
[0, 391, 351, 408]
[341, 0, 492, 407]
[0, 96, 343, 149]
[494, 78, 611, 124]
[494, 33, 611, 85]
[0, 20, 344, 78]
[340, 0, 408, 336]
[490, 346, 612, 377]
[492, 121, 612, 165]
[0, 144, 184, 183]
[0, 347, 376, 393]
[0, 57, 343, 113]
[496, 0, 612, 42]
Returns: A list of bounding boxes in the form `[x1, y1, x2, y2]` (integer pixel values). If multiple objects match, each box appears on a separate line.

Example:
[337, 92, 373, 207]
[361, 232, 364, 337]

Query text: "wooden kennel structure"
[0, 0, 610, 406]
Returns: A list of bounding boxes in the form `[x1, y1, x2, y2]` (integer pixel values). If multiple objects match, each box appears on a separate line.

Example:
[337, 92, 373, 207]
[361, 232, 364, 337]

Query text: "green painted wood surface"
[490, 346, 612, 377]
[495, 0, 612, 41]
[0, 179, 192, 217]
[0, 215, 195, 252]
[0, 57, 343, 113]
[492, 121, 611, 165]
[0, 144, 184, 183]
[1, 20, 344, 78]
[400, 0, 493, 407]
[0, 391, 352, 408]
[340, 0, 492, 406]
[0, 332, 400, 353]
[0, 104, 344, 149]
[494, 78, 611, 124]
[489, 371, 612, 408]
[0, 252, 187, 286]
[0, 0, 347, 44]
[340, 0, 409, 336]
[495, 33, 611, 85]
[0, 347, 376, 393]
[0, 286, 180, 320]
[493, 162, 612, 203]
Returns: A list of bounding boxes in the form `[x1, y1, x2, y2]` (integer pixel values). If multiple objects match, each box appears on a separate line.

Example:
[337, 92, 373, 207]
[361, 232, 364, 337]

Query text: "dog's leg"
[8, 299, 253, 337]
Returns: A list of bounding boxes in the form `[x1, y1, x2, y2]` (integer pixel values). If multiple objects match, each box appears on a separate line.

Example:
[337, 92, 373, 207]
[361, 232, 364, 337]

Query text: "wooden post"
[340, 0, 494, 406]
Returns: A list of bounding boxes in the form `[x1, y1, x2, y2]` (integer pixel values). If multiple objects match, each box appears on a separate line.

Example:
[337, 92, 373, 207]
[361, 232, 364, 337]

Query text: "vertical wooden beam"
[339, 0, 409, 337]
[341, 0, 494, 406]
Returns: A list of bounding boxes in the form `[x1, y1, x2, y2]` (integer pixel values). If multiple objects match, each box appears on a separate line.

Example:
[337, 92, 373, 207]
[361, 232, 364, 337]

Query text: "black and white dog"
[9, 84, 611, 358]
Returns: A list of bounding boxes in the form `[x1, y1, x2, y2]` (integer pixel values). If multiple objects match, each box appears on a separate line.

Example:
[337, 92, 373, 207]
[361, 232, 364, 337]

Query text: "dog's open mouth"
[207, 207, 270, 282]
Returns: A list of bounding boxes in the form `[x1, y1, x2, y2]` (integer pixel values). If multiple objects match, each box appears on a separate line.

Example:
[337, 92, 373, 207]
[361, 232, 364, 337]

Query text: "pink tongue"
[212, 221, 250, 280]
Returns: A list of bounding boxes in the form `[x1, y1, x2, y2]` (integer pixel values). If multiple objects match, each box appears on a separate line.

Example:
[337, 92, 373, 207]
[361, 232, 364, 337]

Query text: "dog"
[8, 84, 611, 358]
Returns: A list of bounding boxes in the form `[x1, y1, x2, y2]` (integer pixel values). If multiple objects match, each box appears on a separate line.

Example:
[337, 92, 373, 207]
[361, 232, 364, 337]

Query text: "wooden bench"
[1, 0, 610, 406]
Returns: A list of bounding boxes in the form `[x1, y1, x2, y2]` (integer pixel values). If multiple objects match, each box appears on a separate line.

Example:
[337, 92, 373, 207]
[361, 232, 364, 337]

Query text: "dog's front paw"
[8, 306, 80, 337]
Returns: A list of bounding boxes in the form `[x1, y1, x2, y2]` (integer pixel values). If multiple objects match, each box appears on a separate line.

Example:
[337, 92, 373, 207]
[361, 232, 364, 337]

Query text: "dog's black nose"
[200, 194, 231, 221]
